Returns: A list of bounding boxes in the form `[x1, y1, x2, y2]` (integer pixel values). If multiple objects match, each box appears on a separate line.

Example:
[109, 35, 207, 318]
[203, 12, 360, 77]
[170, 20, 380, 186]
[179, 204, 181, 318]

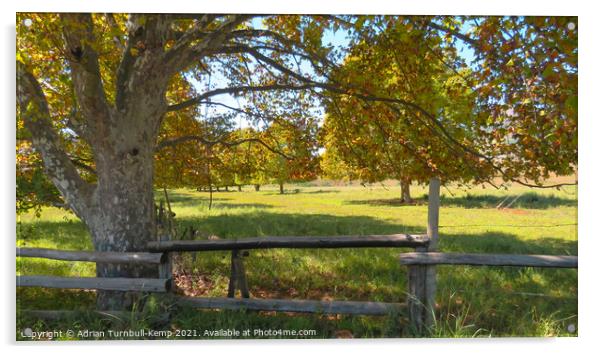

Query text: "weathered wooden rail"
[399, 252, 578, 268]
[17, 276, 170, 292]
[16, 247, 171, 293]
[17, 247, 166, 265]
[176, 296, 404, 316]
[147, 234, 429, 252]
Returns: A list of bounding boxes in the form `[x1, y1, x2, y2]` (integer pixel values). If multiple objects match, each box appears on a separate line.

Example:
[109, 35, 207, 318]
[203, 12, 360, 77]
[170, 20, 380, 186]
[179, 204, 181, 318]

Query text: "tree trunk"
[400, 179, 412, 204]
[90, 140, 158, 310]
[18, 59, 164, 311]
[279, 182, 284, 194]
[254, 184, 260, 191]
[238, 185, 242, 192]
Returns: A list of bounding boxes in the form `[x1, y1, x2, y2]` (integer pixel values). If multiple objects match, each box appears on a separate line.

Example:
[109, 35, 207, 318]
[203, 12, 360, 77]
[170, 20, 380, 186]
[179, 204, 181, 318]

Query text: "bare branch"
[68, 155, 97, 175]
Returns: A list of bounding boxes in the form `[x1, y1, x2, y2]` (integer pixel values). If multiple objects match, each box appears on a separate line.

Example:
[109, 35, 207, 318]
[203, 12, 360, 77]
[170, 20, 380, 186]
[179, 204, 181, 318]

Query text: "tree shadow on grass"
[155, 191, 274, 210]
[433, 231, 577, 331]
[17, 288, 96, 311]
[345, 199, 427, 207]
[440, 192, 577, 209]
[346, 192, 577, 210]
[322, 231, 577, 281]
[176, 212, 424, 239]
[439, 231, 577, 255]
[154, 190, 229, 207]
[208, 203, 275, 210]
[303, 189, 341, 194]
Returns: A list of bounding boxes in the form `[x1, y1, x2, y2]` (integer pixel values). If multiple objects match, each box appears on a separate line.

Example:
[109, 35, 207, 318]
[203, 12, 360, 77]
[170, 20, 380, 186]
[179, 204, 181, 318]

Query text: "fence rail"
[175, 295, 404, 316]
[17, 247, 166, 265]
[399, 252, 578, 268]
[147, 234, 429, 252]
[17, 276, 171, 292]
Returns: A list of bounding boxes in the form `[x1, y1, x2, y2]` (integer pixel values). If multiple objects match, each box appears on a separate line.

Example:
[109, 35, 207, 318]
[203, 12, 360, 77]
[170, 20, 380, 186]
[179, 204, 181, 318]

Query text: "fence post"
[424, 177, 440, 327]
[227, 250, 250, 298]
[407, 246, 427, 332]
[407, 177, 440, 334]
[156, 201, 173, 291]
[158, 239, 172, 292]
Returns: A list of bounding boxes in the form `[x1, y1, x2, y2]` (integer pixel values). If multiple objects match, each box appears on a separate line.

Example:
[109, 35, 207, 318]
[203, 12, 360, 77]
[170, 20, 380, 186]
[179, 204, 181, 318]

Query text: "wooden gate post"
[407, 177, 440, 334]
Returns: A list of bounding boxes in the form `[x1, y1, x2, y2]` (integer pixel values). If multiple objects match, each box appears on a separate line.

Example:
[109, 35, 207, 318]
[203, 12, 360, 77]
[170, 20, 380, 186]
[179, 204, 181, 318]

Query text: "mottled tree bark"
[90, 133, 159, 309]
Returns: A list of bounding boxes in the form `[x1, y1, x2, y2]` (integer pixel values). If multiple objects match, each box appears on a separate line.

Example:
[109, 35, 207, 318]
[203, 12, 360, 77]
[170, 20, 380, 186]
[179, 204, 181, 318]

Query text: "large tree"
[16, 13, 335, 309]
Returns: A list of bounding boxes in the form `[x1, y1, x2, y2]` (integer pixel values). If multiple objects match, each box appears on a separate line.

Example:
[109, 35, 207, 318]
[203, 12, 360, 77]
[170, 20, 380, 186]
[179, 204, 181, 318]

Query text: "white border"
[2, 1, 599, 353]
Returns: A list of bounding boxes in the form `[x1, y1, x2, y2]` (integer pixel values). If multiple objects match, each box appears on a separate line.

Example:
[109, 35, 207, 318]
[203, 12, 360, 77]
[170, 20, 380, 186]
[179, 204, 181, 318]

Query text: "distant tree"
[259, 119, 320, 194]
[318, 142, 357, 185]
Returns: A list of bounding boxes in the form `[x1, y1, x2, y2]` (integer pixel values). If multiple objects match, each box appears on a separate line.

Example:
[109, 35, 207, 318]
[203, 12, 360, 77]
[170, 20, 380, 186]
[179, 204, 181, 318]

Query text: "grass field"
[16, 181, 578, 339]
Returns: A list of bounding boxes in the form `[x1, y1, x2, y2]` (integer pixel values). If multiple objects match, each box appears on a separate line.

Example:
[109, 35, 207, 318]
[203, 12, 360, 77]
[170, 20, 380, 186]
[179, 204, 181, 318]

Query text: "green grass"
[16, 182, 578, 339]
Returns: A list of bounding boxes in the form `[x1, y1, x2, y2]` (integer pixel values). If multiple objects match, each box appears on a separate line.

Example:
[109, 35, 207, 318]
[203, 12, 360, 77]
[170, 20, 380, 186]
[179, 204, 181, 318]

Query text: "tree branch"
[60, 13, 112, 135]
[164, 15, 253, 73]
[116, 14, 173, 112]
[167, 83, 318, 112]
[17, 61, 96, 219]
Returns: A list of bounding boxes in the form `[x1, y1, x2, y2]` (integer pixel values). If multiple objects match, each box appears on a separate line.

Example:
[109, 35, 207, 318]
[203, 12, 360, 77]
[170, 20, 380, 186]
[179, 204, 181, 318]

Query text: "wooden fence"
[16, 178, 578, 333]
[16, 248, 171, 292]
